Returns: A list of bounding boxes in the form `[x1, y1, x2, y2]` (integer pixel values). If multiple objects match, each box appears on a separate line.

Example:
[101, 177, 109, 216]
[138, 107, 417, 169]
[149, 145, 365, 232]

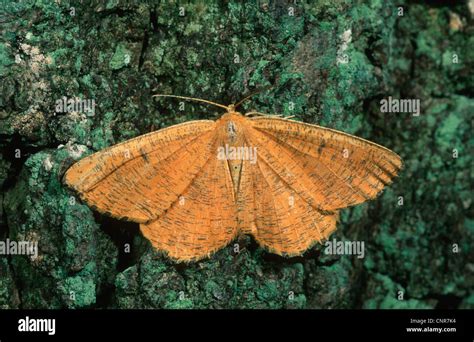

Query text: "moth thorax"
[227, 121, 237, 142]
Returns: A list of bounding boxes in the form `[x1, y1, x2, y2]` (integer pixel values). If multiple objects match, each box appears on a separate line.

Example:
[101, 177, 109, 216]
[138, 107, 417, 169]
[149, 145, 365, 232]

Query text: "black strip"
[0, 309, 471, 341]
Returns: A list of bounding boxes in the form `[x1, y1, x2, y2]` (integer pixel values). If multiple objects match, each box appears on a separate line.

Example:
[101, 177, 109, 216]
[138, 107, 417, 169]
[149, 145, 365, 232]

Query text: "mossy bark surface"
[0, 1, 472, 309]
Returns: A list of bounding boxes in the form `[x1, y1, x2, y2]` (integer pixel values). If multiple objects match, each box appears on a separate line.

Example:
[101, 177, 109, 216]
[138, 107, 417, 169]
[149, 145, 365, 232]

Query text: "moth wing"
[64, 120, 217, 223]
[140, 138, 238, 262]
[248, 117, 402, 211]
[237, 150, 338, 256]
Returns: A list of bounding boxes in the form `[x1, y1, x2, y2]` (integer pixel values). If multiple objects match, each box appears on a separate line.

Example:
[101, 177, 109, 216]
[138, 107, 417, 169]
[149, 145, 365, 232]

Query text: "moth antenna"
[153, 94, 230, 110]
[234, 85, 273, 109]
[245, 111, 284, 118]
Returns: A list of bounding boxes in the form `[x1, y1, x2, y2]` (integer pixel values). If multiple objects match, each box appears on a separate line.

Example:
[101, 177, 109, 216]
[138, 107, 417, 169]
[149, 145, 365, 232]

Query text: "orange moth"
[64, 95, 402, 262]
